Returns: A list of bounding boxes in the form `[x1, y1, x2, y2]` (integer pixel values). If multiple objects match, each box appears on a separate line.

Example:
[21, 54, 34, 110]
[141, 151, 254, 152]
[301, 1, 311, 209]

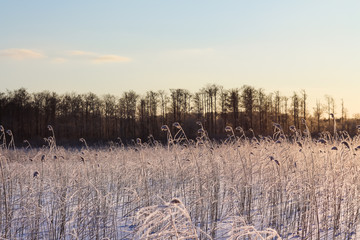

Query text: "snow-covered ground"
[0, 131, 359, 239]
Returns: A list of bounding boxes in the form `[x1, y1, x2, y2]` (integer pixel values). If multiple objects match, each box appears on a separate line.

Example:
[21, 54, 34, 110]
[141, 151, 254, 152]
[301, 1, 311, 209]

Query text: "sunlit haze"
[1, 1, 360, 116]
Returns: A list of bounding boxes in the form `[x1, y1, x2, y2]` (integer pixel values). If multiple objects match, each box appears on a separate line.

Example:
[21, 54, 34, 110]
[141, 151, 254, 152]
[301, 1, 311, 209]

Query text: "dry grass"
[0, 131, 360, 239]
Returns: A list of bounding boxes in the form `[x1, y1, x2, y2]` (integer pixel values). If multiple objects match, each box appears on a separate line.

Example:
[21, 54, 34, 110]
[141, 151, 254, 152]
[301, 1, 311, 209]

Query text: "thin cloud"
[52, 58, 67, 63]
[68, 50, 131, 63]
[0, 48, 45, 60]
[0, 48, 131, 63]
[68, 50, 96, 56]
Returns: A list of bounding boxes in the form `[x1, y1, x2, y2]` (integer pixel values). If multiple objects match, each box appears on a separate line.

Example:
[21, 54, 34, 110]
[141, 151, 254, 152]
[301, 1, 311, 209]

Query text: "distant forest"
[0, 85, 357, 146]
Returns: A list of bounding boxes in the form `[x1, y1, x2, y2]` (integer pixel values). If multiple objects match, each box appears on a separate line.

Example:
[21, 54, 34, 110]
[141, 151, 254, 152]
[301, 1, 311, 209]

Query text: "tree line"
[0, 85, 357, 146]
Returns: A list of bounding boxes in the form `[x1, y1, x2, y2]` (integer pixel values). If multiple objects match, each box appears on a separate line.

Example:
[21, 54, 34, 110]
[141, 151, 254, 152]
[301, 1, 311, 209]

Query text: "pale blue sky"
[1, 1, 360, 115]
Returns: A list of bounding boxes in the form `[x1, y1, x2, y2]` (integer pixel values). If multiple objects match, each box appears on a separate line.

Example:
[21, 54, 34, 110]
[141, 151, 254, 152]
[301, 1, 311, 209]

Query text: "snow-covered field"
[1, 126, 360, 239]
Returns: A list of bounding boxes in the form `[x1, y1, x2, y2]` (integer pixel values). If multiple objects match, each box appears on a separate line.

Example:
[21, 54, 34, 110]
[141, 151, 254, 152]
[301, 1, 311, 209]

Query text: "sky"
[1, 1, 360, 116]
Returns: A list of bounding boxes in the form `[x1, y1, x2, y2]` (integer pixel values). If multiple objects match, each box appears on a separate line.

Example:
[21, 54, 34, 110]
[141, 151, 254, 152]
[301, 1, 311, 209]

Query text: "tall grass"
[0, 124, 360, 239]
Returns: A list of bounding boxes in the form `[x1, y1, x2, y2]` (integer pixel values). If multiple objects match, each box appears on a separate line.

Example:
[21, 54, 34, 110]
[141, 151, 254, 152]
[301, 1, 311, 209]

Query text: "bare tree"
[120, 91, 138, 139]
[219, 86, 228, 131]
[227, 89, 240, 128]
[170, 89, 191, 123]
[241, 85, 256, 130]
[257, 88, 267, 133]
[193, 91, 203, 120]
[146, 91, 159, 136]
[203, 84, 220, 134]
[103, 94, 117, 138]
[324, 95, 335, 131]
[274, 91, 281, 124]
[313, 100, 323, 133]
[301, 89, 307, 120]
[292, 92, 300, 129]
[158, 90, 168, 125]
[281, 96, 289, 132]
